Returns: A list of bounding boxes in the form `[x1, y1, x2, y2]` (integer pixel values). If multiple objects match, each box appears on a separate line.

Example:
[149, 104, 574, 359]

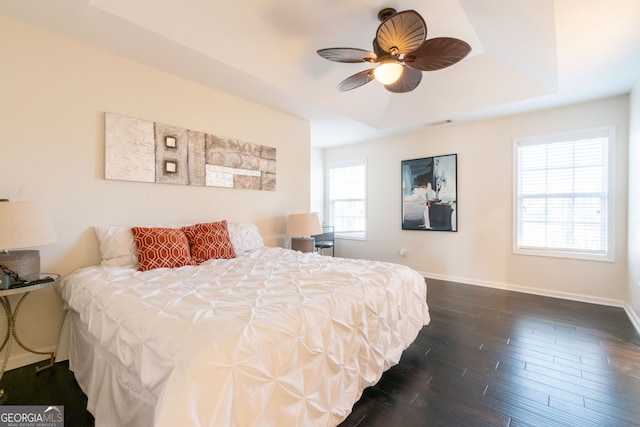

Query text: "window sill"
[513, 247, 614, 263]
[335, 234, 366, 241]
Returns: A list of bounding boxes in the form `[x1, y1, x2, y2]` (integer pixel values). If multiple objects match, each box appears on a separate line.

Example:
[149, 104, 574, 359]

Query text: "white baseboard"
[624, 303, 640, 335]
[6, 346, 56, 371]
[419, 272, 640, 335]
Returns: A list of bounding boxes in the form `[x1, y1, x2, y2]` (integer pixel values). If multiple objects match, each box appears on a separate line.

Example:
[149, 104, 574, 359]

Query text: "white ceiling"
[2, 0, 640, 147]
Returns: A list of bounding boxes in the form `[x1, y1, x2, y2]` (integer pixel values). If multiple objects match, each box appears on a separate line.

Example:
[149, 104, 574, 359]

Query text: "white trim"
[624, 304, 640, 336]
[512, 125, 616, 262]
[335, 235, 366, 241]
[6, 345, 57, 370]
[419, 271, 625, 308]
[420, 271, 640, 336]
[512, 249, 614, 263]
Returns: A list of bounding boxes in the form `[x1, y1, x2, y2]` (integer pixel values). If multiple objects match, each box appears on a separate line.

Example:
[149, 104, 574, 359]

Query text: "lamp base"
[0, 250, 40, 283]
[291, 237, 315, 253]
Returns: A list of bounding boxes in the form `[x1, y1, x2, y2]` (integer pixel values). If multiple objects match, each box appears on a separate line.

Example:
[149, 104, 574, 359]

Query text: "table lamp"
[287, 212, 322, 253]
[0, 200, 57, 284]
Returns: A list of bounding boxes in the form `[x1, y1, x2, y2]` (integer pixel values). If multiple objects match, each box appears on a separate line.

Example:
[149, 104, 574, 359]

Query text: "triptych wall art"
[104, 113, 276, 191]
[401, 153, 457, 231]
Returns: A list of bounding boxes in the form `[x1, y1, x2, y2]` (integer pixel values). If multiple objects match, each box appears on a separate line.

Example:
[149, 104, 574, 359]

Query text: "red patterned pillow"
[131, 227, 196, 271]
[182, 220, 236, 263]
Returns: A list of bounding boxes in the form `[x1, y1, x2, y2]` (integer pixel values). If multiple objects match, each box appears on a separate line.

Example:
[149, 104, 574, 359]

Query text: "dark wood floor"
[339, 280, 640, 427]
[1, 279, 639, 426]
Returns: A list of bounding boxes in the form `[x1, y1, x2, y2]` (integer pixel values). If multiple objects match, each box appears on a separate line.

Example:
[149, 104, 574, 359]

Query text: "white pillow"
[95, 225, 137, 267]
[95, 222, 264, 267]
[227, 223, 264, 254]
[95, 224, 187, 267]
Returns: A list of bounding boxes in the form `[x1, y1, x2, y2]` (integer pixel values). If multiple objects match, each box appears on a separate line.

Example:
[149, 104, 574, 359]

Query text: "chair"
[312, 226, 334, 256]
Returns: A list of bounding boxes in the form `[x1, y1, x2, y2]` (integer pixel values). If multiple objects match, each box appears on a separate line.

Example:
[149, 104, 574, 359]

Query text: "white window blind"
[514, 127, 614, 261]
[328, 161, 366, 239]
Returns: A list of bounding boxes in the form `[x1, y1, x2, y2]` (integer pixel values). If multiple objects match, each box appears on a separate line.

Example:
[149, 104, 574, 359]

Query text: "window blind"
[328, 161, 366, 239]
[515, 128, 611, 257]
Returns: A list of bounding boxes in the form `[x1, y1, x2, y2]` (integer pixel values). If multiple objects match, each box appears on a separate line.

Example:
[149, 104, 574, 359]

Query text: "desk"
[0, 274, 59, 399]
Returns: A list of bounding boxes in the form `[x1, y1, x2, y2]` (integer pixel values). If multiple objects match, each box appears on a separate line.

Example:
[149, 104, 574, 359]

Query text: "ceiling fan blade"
[375, 10, 426, 55]
[384, 67, 423, 93]
[317, 48, 377, 63]
[337, 69, 376, 92]
[405, 37, 471, 71]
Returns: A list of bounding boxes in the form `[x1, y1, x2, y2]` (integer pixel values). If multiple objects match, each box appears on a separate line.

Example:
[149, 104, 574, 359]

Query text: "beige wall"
[310, 146, 325, 221]
[0, 15, 310, 368]
[322, 96, 629, 306]
[628, 77, 640, 326]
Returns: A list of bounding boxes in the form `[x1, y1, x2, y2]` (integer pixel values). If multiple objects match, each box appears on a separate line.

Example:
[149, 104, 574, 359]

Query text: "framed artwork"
[104, 112, 276, 191]
[401, 153, 457, 231]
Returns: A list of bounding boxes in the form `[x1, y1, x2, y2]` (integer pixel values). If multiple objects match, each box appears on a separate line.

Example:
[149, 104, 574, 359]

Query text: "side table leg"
[0, 296, 14, 400]
[11, 293, 56, 373]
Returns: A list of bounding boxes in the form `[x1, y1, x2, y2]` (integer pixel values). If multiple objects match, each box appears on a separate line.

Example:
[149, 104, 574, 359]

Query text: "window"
[513, 126, 614, 261]
[328, 160, 366, 239]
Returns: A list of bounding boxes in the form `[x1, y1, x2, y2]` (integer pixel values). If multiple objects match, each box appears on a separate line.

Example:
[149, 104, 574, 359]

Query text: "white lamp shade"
[287, 212, 322, 237]
[0, 201, 58, 250]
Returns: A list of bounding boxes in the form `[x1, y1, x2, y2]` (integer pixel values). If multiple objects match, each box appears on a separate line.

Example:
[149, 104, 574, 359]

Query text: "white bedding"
[59, 246, 429, 427]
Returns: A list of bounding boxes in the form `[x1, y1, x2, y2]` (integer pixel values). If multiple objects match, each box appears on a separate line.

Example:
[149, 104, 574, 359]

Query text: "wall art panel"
[105, 113, 276, 191]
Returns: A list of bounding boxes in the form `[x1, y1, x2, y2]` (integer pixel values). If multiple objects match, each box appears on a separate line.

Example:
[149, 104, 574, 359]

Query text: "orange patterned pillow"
[182, 220, 236, 263]
[131, 227, 197, 271]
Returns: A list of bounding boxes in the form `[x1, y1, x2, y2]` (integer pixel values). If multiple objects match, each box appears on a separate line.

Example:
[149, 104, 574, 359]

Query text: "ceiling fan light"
[374, 62, 403, 85]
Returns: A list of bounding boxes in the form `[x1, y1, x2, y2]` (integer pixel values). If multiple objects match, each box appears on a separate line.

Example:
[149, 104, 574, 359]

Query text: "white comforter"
[59, 247, 429, 427]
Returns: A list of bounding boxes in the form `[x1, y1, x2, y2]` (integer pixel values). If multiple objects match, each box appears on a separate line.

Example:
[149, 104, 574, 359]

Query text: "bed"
[57, 222, 429, 427]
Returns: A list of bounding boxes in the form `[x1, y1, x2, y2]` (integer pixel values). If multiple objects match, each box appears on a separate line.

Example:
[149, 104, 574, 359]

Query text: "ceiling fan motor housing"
[377, 8, 397, 22]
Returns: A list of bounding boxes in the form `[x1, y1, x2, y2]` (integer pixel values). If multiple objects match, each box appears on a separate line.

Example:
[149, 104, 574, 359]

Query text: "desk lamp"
[287, 212, 322, 253]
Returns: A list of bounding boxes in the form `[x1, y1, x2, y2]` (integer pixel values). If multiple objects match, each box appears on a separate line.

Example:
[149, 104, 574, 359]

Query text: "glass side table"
[0, 274, 60, 399]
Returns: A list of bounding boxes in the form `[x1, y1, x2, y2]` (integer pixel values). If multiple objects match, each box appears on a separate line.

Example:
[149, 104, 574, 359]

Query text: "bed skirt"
[60, 310, 156, 427]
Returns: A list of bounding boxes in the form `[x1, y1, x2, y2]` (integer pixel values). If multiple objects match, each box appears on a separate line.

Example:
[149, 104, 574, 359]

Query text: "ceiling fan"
[317, 8, 471, 93]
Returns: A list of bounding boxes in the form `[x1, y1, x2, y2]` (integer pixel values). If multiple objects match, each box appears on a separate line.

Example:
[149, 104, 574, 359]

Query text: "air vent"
[427, 119, 453, 127]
